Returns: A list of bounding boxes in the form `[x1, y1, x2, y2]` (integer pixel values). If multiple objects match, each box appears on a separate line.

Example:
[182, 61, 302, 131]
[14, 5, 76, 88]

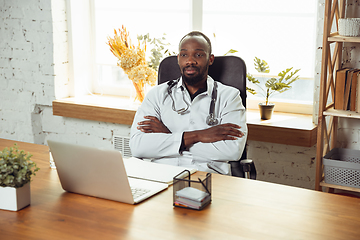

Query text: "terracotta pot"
[259, 103, 275, 120]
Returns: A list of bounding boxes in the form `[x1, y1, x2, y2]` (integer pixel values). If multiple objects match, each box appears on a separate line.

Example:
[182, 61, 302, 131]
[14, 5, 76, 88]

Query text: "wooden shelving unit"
[328, 32, 360, 43]
[315, 0, 360, 192]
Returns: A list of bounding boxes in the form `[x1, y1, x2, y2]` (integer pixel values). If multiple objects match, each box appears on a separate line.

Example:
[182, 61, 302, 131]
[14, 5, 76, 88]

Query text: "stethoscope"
[167, 78, 219, 126]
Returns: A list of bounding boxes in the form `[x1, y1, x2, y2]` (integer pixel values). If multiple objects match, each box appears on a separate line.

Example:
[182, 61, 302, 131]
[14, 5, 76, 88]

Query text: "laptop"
[47, 140, 168, 204]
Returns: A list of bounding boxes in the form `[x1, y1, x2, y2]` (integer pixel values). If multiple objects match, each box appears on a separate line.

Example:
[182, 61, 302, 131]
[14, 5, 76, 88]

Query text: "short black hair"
[179, 31, 212, 55]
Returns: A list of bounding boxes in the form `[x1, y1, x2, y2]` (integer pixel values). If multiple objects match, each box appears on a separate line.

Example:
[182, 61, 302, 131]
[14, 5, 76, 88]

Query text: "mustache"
[183, 65, 199, 71]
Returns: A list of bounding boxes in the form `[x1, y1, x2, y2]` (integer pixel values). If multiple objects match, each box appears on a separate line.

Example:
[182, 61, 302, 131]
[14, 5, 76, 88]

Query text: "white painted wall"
[1, 0, 357, 190]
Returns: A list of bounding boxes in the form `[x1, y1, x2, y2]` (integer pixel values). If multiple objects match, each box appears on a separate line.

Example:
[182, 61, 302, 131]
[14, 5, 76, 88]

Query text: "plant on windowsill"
[0, 144, 40, 211]
[107, 26, 157, 103]
[246, 57, 300, 120]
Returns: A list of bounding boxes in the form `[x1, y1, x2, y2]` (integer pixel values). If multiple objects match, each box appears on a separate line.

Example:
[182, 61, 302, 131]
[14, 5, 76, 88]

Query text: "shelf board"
[320, 181, 360, 193]
[328, 32, 360, 43]
[53, 96, 137, 126]
[323, 108, 360, 119]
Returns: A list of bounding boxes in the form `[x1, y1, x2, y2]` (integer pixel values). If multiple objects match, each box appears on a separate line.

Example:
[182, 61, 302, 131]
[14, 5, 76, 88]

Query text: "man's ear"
[209, 54, 215, 66]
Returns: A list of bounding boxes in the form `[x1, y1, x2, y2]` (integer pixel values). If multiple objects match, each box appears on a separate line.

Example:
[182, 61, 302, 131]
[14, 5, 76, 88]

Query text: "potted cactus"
[0, 144, 40, 211]
[247, 57, 300, 120]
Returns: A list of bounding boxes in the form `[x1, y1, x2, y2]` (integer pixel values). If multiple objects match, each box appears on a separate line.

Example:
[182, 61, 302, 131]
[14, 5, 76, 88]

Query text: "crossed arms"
[137, 116, 244, 149]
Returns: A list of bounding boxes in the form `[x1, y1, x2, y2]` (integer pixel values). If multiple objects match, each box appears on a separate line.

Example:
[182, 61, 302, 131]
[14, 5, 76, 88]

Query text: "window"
[67, 0, 317, 114]
[200, 0, 317, 113]
[92, 0, 190, 96]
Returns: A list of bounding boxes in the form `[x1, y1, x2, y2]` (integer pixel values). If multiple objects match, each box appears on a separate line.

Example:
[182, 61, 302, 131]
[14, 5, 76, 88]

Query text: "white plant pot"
[0, 182, 31, 211]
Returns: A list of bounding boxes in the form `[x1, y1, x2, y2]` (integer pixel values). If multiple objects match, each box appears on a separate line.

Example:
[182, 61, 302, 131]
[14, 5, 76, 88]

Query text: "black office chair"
[157, 55, 256, 179]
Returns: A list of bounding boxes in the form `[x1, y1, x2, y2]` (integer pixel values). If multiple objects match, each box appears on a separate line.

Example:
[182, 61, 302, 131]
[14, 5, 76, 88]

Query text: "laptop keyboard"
[131, 187, 151, 199]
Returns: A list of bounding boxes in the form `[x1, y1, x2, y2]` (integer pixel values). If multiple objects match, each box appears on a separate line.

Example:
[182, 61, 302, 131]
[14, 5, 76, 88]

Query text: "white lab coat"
[129, 76, 247, 174]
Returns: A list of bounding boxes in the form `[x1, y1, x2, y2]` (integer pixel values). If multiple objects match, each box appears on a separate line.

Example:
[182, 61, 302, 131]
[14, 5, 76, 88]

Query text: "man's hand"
[183, 123, 244, 148]
[137, 116, 171, 133]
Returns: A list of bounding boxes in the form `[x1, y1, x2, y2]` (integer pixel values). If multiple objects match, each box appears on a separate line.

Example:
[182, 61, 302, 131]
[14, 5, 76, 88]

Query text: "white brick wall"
[1, 0, 358, 190]
[249, 141, 316, 189]
[0, 0, 124, 146]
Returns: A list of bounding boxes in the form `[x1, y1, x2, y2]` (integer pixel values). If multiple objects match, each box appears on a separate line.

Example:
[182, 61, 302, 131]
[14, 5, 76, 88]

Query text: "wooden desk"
[1, 139, 360, 240]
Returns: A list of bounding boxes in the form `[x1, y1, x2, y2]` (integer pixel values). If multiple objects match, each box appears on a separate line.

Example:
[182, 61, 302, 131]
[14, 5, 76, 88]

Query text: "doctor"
[129, 31, 247, 174]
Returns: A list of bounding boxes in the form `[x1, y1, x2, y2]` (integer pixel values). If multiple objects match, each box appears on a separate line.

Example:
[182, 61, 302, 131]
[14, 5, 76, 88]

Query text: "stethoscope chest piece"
[206, 113, 218, 126]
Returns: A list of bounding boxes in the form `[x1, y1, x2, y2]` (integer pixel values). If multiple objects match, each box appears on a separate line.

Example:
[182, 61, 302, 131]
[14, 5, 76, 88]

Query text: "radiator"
[113, 135, 132, 158]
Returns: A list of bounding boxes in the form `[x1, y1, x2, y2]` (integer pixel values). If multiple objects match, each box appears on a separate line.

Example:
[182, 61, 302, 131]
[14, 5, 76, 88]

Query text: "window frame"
[66, 0, 315, 114]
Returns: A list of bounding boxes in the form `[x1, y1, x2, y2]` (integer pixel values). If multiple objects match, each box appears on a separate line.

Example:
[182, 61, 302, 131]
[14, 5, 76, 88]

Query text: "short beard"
[182, 74, 204, 86]
[181, 66, 208, 86]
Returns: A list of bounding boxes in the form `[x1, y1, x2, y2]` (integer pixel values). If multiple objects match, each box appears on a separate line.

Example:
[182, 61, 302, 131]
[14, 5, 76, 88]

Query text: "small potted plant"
[0, 144, 40, 211]
[247, 57, 300, 120]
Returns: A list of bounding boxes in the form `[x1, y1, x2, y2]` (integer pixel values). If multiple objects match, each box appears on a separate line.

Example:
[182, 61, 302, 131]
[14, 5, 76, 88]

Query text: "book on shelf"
[334, 68, 360, 112]
[354, 70, 360, 113]
[344, 69, 355, 111]
[334, 68, 351, 110]
[350, 70, 360, 111]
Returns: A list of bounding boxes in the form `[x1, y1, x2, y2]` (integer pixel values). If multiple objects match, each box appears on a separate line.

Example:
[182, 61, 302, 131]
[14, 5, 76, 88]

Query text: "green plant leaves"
[246, 57, 300, 104]
[246, 87, 257, 95]
[0, 144, 39, 188]
[265, 78, 291, 92]
[137, 33, 176, 71]
[246, 73, 260, 84]
[254, 57, 270, 73]
[246, 74, 259, 95]
[224, 49, 238, 56]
